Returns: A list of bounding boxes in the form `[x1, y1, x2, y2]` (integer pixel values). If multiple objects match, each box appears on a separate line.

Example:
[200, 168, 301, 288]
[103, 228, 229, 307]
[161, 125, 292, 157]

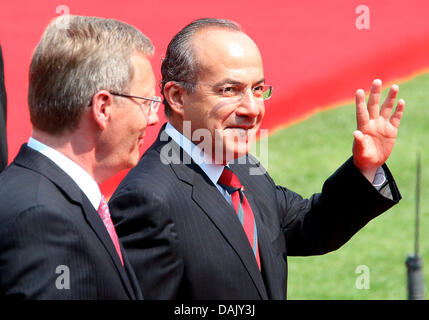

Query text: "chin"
[223, 143, 251, 163]
[129, 156, 141, 168]
[123, 153, 141, 170]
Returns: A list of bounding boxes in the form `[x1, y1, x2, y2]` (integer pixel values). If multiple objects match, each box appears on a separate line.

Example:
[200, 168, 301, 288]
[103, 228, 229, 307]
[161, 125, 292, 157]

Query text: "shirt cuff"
[372, 166, 388, 190]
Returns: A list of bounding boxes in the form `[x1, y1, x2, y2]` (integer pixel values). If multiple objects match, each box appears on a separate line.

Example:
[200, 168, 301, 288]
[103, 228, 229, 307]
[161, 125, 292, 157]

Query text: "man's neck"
[31, 129, 101, 184]
[167, 119, 228, 166]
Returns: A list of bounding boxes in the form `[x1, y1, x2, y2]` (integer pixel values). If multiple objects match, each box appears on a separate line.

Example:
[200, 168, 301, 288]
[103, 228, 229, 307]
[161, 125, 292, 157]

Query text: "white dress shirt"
[27, 137, 101, 210]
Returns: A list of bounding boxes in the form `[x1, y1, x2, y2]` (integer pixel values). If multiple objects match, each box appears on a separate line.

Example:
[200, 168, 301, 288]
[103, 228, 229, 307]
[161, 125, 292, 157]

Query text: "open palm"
[352, 79, 405, 181]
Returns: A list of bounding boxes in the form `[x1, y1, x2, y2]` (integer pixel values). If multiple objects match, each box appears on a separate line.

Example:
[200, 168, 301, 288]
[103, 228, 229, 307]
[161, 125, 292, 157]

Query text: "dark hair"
[160, 18, 241, 117]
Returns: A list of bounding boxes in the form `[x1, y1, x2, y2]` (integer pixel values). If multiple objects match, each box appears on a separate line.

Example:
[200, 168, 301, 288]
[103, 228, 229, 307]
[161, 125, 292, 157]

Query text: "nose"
[147, 110, 159, 126]
[236, 88, 261, 118]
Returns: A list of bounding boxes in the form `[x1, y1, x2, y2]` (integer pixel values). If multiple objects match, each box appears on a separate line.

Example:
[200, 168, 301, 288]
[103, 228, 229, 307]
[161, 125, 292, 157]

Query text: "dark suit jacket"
[0, 145, 143, 299]
[0, 45, 7, 172]
[109, 126, 401, 300]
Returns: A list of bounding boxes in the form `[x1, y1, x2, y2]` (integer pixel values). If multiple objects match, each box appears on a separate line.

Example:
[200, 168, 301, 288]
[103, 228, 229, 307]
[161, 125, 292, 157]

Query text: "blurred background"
[1, 0, 428, 299]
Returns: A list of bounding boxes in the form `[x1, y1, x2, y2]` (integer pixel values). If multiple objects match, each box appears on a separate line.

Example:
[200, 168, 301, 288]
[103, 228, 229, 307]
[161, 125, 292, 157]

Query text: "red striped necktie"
[98, 195, 124, 266]
[218, 167, 261, 270]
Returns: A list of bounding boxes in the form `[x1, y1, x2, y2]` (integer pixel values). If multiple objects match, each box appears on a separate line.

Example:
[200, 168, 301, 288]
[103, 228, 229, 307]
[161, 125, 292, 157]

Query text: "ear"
[90, 90, 114, 131]
[163, 81, 186, 119]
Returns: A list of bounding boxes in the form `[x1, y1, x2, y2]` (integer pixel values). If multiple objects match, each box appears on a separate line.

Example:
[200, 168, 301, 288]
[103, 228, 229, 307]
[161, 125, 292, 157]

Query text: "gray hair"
[161, 18, 241, 117]
[28, 15, 154, 135]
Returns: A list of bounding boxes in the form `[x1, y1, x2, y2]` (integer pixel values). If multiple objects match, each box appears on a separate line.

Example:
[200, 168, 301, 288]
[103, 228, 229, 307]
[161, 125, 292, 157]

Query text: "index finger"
[355, 88, 369, 129]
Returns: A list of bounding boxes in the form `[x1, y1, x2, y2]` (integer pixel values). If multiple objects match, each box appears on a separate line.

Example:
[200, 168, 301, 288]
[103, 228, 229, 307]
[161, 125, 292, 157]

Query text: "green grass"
[256, 72, 429, 299]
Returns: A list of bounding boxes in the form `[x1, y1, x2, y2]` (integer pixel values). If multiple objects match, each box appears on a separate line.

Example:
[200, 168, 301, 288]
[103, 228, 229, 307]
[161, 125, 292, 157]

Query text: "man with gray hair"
[110, 18, 404, 299]
[0, 15, 159, 299]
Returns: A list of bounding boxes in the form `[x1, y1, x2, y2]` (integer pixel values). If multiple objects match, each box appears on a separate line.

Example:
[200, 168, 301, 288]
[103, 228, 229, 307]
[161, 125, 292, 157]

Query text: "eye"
[220, 86, 240, 97]
[252, 85, 265, 97]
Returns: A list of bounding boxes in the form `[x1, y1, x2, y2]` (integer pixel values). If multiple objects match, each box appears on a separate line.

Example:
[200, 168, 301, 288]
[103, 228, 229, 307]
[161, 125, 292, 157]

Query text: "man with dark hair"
[110, 18, 404, 299]
[0, 15, 159, 299]
[0, 45, 7, 172]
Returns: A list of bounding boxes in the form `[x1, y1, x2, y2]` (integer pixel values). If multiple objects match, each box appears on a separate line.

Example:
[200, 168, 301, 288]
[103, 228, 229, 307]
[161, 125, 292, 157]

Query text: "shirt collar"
[164, 122, 226, 186]
[27, 137, 101, 210]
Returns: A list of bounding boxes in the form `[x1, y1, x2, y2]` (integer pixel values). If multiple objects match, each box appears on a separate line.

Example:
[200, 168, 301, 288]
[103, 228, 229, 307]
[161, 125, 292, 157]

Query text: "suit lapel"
[159, 135, 268, 299]
[191, 171, 268, 299]
[80, 196, 137, 300]
[14, 145, 137, 299]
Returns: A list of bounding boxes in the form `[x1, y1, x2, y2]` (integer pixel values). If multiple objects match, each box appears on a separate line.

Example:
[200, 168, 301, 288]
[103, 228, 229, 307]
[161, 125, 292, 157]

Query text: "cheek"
[185, 105, 207, 129]
[128, 111, 148, 134]
[186, 96, 230, 129]
[259, 104, 266, 117]
[120, 114, 146, 152]
[125, 133, 144, 168]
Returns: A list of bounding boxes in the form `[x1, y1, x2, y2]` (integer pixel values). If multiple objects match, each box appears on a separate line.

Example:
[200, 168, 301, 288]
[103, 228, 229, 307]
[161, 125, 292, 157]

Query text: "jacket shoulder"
[0, 163, 76, 232]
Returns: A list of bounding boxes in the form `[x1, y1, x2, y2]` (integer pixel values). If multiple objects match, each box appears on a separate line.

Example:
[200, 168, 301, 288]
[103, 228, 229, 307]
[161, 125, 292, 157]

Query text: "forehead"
[192, 28, 264, 83]
[130, 52, 156, 91]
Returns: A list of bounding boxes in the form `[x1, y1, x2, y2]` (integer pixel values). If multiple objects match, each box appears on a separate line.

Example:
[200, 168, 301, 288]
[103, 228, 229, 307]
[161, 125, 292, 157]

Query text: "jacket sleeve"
[109, 184, 184, 299]
[274, 157, 401, 256]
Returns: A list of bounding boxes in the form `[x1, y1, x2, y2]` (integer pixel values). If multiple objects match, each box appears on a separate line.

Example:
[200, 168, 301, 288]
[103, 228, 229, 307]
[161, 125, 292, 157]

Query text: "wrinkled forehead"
[191, 28, 264, 82]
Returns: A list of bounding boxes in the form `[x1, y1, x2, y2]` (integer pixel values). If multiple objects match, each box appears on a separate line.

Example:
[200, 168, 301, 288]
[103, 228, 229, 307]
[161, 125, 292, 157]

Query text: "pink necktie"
[98, 195, 124, 266]
[218, 167, 261, 270]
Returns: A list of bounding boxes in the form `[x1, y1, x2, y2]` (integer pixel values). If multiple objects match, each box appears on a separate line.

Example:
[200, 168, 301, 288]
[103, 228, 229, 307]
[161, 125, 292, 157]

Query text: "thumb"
[352, 130, 368, 155]
[353, 130, 365, 144]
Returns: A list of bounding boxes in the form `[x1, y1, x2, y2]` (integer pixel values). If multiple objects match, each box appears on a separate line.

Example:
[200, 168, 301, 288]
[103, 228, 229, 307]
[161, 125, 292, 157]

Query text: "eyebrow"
[213, 78, 265, 87]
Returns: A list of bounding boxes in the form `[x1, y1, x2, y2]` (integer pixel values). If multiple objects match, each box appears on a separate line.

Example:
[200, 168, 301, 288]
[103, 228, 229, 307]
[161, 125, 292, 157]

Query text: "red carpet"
[1, 0, 429, 196]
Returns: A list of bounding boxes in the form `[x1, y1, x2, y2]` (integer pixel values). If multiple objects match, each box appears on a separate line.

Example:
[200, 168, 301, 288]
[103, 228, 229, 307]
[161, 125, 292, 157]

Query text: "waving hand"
[352, 79, 405, 182]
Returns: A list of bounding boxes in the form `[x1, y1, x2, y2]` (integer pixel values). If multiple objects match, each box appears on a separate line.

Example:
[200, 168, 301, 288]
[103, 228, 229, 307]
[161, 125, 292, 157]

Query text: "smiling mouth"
[225, 125, 255, 131]
[224, 127, 257, 137]
[224, 127, 257, 142]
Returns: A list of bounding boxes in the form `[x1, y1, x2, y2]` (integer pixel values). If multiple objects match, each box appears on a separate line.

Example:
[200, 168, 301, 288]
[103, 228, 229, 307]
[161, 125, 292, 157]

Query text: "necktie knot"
[98, 195, 111, 221]
[218, 167, 243, 193]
